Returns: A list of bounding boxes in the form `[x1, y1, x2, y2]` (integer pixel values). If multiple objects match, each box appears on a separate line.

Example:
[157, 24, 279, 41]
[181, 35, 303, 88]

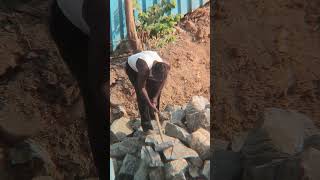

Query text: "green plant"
[135, 0, 181, 48]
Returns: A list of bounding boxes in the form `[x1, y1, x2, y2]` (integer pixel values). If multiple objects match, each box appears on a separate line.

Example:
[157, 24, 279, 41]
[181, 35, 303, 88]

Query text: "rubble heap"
[110, 96, 211, 180]
[212, 108, 320, 180]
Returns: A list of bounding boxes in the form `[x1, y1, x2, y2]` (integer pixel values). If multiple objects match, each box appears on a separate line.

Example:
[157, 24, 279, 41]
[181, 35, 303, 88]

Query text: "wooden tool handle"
[154, 112, 165, 143]
[155, 112, 174, 157]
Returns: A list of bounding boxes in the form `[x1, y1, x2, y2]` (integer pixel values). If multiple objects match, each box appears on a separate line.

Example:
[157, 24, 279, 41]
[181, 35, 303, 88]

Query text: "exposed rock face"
[145, 134, 176, 147]
[218, 107, 319, 180]
[149, 167, 165, 180]
[110, 117, 134, 141]
[118, 154, 139, 179]
[111, 105, 127, 121]
[187, 157, 203, 168]
[8, 140, 59, 179]
[159, 111, 171, 122]
[154, 140, 175, 152]
[202, 160, 210, 179]
[111, 158, 118, 176]
[241, 128, 291, 168]
[189, 128, 210, 159]
[0, 93, 42, 143]
[262, 108, 305, 155]
[231, 131, 249, 152]
[108, 99, 320, 180]
[110, 96, 212, 180]
[165, 159, 189, 180]
[207, 107, 320, 180]
[141, 146, 163, 167]
[130, 118, 142, 131]
[185, 96, 210, 132]
[242, 158, 302, 180]
[185, 96, 209, 113]
[188, 166, 201, 178]
[134, 160, 149, 180]
[165, 122, 191, 144]
[110, 137, 144, 158]
[302, 148, 320, 180]
[164, 105, 186, 127]
[163, 141, 199, 161]
[110, 131, 119, 145]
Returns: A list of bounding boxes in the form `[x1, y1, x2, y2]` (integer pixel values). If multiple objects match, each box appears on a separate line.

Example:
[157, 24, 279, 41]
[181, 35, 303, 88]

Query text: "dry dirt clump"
[213, 0, 320, 138]
[110, 3, 210, 118]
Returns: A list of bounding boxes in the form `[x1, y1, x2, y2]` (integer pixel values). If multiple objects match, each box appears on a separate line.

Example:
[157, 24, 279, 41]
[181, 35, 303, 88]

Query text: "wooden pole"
[124, 0, 143, 52]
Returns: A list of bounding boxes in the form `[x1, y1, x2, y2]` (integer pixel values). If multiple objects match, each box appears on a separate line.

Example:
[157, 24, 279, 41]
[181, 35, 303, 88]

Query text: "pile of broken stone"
[110, 96, 211, 180]
[212, 108, 320, 180]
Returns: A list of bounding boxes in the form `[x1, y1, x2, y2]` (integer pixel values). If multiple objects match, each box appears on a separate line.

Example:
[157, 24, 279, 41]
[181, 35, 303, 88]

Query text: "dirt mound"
[110, 4, 210, 118]
[0, 1, 95, 178]
[213, 0, 320, 138]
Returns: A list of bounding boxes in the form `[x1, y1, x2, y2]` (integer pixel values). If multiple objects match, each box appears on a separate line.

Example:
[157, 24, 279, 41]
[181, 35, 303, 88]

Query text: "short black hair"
[152, 62, 170, 81]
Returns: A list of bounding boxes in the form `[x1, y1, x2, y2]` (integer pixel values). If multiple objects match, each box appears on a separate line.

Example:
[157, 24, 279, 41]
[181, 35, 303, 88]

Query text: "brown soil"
[0, 1, 95, 179]
[110, 4, 210, 119]
[0, 1, 210, 179]
[213, 0, 320, 138]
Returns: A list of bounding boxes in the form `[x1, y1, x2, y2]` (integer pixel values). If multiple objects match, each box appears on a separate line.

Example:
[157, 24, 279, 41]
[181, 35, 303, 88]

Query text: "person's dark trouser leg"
[49, 1, 108, 179]
[125, 62, 137, 86]
[125, 63, 153, 131]
[136, 92, 153, 131]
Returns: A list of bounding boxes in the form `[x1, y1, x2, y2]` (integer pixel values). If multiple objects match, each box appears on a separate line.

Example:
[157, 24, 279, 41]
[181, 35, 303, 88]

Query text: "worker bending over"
[126, 51, 170, 134]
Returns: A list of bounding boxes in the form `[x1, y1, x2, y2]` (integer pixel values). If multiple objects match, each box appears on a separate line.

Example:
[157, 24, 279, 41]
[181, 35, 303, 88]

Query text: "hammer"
[154, 111, 175, 152]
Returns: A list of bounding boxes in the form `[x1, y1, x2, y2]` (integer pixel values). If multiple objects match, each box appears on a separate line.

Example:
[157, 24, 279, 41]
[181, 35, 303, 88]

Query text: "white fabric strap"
[128, 51, 163, 72]
[57, 0, 90, 34]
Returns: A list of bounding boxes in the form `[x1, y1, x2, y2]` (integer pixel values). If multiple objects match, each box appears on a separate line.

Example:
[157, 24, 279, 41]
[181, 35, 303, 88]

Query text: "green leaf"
[136, 0, 181, 48]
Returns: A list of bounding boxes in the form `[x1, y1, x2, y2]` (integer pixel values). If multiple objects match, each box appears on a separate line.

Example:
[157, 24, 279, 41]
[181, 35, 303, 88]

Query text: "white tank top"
[128, 51, 163, 72]
[57, 0, 90, 34]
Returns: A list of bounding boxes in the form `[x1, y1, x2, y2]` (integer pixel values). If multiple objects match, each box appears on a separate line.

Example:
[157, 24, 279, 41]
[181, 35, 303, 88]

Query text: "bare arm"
[152, 63, 170, 103]
[152, 78, 166, 102]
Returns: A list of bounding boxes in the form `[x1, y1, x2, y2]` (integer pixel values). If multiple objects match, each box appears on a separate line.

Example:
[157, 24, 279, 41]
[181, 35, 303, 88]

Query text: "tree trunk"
[124, 0, 143, 52]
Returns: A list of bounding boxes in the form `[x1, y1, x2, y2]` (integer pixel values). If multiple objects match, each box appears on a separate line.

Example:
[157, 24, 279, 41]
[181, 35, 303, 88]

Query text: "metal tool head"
[154, 140, 175, 152]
